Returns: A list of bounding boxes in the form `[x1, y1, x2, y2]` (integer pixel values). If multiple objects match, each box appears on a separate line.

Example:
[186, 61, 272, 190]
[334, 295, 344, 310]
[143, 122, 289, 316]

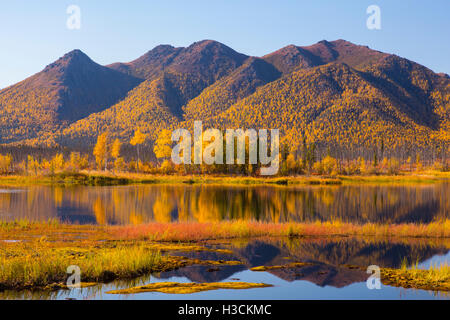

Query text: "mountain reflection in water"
[157, 238, 449, 288]
[0, 183, 448, 225]
[1, 237, 448, 300]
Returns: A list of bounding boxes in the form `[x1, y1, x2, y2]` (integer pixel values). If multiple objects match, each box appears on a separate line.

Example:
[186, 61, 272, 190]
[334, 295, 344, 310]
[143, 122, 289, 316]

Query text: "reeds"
[110, 219, 450, 242]
[381, 260, 450, 291]
[400, 259, 450, 284]
[0, 242, 164, 290]
[0, 218, 60, 231]
[1, 171, 447, 187]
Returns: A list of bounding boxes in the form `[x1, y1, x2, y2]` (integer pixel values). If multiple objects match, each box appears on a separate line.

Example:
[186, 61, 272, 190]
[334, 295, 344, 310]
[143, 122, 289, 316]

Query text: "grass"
[0, 219, 108, 241]
[0, 218, 60, 231]
[106, 281, 273, 294]
[0, 223, 246, 291]
[250, 262, 314, 271]
[380, 261, 450, 291]
[0, 172, 130, 186]
[1, 218, 449, 292]
[338, 173, 449, 185]
[0, 241, 169, 290]
[110, 219, 450, 242]
[0, 170, 448, 186]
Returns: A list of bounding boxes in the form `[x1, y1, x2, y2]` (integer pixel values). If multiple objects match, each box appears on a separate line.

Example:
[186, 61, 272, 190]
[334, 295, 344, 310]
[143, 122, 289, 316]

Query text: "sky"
[0, 0, 449, 89]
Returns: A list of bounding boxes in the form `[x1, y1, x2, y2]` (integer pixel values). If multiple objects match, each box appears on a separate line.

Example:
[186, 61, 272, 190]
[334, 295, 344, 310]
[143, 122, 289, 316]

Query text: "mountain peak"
[264, 39, 389, 73]
[43, 49, 93, 73]
[189, 39, 223, 47]
[318, 40, 331, 45]
[183, 39, 246, 58]
[57, 49, 91, 63]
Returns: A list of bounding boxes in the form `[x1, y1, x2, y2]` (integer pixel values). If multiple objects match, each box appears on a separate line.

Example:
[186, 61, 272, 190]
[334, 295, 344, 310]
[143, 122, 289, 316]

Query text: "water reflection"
[160, 238, 449, 286]
[1, 238, 448, 300]
[0, 183, 448, 224]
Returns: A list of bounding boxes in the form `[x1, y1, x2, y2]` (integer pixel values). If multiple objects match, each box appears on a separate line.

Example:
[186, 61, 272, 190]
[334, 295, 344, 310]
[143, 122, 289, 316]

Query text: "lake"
[1, 237, 449, 300]
[0, 183, 448, 224]
[0, 182, 448, 300]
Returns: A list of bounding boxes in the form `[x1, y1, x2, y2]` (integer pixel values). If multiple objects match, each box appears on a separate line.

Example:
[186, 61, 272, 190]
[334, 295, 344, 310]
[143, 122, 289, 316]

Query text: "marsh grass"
[0, 218, 60, 231]
[0, 241, 165, 290]
[106, 281, 273, 294]
[400, 259, 450, 284]
[111, 219, 450, 242]
[1, 171, 448, 187]
[381, 260, 450, 291]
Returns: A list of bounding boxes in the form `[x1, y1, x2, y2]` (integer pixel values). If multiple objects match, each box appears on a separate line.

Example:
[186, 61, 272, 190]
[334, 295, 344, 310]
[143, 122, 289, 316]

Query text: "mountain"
[63, 40, 251, 144]
[212, 58, 449, 149]
[0, 50, 142, 144]
[183, 57, 281, 121]
[107, 44, 183, 80]
[263, 39, 388, 74]
[108, 40, 248, 82]
[0, 40, 448, 153]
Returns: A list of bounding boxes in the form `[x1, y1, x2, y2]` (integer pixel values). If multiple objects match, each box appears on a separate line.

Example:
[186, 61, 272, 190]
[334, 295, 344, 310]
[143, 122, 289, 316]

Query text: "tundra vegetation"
[0, 219, 449, 293]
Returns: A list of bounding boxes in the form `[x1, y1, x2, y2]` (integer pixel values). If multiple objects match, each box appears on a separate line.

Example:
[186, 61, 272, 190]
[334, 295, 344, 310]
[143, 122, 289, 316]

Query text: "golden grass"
[1, 171, 448, 186]
[1, 218, 449, 292]
[381, 262, 450, 291]
[250, 262, 314, 271]
[0, 219, 108, 241]
[106, 281, 273, 294]
[0, 226, 246, 291]
[339, 173, 449, 185]
[0, 241, 167, 290]
[110, 219, 450, 242]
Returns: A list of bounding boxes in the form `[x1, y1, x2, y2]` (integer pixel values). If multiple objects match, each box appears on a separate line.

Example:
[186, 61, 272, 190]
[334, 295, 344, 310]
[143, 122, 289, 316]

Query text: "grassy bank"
[0, 235, 242, 291]
[1, 220, 450, 292]
[381, 262, 450, 292]
[110, 220, 450, 241]
[0, 171, 448, 187]
[2, 219, 449, 242]
[106, 281, 273, 294]
[0, 242, 166, 290]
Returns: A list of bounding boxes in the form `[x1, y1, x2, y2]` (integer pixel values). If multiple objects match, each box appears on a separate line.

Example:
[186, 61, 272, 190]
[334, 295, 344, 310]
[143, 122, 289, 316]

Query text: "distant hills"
[0, 39, 448, 153]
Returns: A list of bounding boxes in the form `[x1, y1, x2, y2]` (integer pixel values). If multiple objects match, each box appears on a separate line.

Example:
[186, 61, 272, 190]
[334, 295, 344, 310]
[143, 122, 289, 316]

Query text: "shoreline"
[0, 220, 449, 293]
[0, 171, 448, 187]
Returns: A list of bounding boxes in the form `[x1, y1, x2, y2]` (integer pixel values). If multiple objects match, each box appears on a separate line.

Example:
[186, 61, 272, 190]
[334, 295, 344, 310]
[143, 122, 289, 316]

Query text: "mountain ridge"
[0, 39, 448, 153]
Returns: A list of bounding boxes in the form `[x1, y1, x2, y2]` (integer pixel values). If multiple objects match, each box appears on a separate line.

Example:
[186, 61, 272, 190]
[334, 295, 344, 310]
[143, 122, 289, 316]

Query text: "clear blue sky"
[0, 0, 449, 88]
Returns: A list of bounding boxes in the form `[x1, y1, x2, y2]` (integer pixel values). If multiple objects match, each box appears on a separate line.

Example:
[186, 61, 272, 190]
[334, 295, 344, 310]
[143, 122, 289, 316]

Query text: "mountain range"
[0, 39, 448, 152]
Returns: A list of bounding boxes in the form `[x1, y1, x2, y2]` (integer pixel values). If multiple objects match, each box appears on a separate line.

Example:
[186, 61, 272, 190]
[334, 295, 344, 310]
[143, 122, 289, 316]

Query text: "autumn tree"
[0, 154, 12, 174]
[93, 132, 109, 170]
[27, 155, 39, 175]
[130, 129, 147, 172]
[67, 152, 88, 172]
[415, 154, 423, 172]
[153, 129, 172, 165]
[52, 153, 65, 171]
[111, 138, 125, 172]
[322, 155, 338, 175]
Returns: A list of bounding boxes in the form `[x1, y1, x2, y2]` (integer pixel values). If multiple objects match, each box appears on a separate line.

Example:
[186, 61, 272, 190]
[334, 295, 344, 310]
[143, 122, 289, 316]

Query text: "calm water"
[0, 183, 448, 224]
[0, 183, 448, 300]
[1, 238, 448, 300]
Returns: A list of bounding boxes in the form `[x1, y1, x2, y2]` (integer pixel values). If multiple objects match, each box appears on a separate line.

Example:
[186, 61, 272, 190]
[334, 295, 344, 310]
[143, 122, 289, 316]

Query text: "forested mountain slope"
[0, 40, 448, 154]
[0, 50, 142, 144]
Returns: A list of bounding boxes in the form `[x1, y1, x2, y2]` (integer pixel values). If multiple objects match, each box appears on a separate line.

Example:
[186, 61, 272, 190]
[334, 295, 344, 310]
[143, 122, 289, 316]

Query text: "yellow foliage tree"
[0, 154, 12, 174]
[153, 129, 172, 164]
[111, 138, 122, 159]
[130, 128, 147, 172]
[322, 155, 338, 175]
[93, 132, 109, 170]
